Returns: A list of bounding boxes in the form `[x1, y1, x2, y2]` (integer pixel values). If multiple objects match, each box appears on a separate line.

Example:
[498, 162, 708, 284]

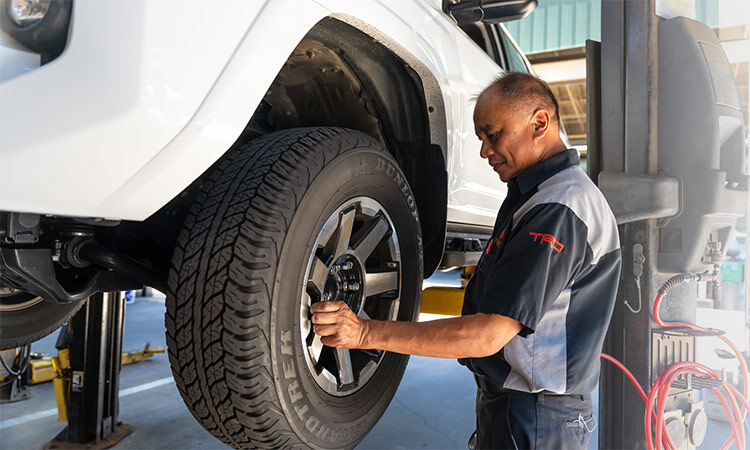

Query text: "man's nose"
[479, 140, 493, 159]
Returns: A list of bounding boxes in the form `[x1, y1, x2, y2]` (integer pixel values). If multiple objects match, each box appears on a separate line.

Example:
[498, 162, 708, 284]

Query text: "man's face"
[473, 94, 543, 182]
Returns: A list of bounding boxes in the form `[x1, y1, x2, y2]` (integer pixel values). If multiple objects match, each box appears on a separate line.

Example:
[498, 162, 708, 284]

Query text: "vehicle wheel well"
[117, 17, 448, 280]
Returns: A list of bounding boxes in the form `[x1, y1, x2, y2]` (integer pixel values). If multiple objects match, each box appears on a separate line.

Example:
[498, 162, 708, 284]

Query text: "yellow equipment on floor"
[38, 343, 164, 423]
[29, 343, 165, 385]
[420, 266, 474, 316]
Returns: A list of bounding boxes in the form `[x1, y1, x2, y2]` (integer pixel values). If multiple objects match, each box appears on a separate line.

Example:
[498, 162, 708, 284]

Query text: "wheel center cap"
[323, 255, 363, 311]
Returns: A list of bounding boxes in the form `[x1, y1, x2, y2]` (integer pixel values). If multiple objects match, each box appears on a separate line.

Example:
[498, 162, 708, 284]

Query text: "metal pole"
[585, 39, 602, 184]
[46, 292, 131, 448]
[598, 1, 660, 448]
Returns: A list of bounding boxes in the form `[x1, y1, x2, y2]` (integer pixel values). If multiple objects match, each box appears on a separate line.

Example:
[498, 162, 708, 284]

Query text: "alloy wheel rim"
[300, 196, 401, 396]
[0, 289, 43, 312]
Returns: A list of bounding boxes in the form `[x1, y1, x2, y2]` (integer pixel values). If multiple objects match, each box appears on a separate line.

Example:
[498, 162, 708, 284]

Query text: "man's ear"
[531, 108, 551, 140]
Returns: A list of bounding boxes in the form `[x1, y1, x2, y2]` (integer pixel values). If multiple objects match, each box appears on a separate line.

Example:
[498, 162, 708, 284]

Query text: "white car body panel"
[0, 0, 510, 229]
[0, 31, 40, 80]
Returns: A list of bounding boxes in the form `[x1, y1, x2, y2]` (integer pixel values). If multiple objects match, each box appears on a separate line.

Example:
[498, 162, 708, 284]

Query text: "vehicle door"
[422, 4, 514, 230]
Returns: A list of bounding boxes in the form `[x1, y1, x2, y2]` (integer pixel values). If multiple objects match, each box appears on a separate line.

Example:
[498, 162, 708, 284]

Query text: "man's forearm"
[362, 313, 522, 359]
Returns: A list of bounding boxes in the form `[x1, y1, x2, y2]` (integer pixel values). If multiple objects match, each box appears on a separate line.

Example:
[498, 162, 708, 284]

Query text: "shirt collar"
[511, 148, 580, 195]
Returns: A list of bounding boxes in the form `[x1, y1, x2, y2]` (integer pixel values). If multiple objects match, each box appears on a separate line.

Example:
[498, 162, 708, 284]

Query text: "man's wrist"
[360, 319, 375, 349]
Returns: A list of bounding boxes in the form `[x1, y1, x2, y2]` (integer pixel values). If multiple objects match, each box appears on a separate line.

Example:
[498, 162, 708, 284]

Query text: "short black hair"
[479, 72, 560, 125]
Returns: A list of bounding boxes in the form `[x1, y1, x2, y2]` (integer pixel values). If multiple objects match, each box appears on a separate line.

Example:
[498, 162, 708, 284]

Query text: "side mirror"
[444, 0, 537, 25]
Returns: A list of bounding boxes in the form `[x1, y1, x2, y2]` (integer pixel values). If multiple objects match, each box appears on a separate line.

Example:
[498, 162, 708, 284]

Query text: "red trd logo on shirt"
[529, 232, 564, 253]
[485, 230, 505, 254]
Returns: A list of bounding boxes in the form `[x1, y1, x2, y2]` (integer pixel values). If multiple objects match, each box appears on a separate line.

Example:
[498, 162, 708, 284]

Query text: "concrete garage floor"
[0, 273, 477, 450]
[0, 271, 735, 449]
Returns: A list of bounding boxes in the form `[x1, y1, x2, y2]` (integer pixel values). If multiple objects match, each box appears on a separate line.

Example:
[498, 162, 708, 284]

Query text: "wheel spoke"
[332, 208, 356, 256]
[334, 348, 355, 386]
[310, 333, 323, 361]
[357, 309, 371, 320]
[364, 270, 399, 298]
[308, 257, 329, 294]
[352, 216, 389, 262]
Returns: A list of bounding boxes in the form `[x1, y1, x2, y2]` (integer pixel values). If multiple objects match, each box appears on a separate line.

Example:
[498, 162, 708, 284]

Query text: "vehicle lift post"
[589, 2, 659, 447]
[591, 1, 677, 447]
[591, 0, 747, 448]
[46, 291, 132, 448]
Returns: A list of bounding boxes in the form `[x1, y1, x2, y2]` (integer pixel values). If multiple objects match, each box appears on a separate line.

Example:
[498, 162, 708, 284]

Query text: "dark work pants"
[473, 373, 595, 450]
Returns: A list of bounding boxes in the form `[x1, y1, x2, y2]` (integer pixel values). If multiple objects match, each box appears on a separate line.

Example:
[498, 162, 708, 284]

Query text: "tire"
[0, 292, 83, 350]
[166, 127, 423, 449]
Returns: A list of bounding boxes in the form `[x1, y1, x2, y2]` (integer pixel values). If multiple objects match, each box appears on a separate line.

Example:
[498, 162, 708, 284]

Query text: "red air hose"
[601, 272, 749, 450]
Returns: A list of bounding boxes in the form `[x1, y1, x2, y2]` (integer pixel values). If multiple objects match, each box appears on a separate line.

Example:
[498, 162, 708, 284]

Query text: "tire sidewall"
[270, 144, 423, 448]
[0, 299, 81, 350]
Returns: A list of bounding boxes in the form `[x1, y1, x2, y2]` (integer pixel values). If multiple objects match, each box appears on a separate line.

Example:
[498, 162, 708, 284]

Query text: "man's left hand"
[310, 301, 369, 349]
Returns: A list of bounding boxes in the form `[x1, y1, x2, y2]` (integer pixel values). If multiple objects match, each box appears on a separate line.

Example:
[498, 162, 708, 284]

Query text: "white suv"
[0, 0, 537, 447]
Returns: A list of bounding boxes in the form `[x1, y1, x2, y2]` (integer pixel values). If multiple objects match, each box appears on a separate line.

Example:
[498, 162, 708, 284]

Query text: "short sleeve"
[477, 203, 590, 336]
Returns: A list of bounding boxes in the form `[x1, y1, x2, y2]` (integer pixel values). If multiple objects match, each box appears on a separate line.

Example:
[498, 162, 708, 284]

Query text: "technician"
[311, 73, 621, 449]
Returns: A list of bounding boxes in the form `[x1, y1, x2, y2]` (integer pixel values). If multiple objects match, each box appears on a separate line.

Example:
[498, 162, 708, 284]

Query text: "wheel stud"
[347, 282, 360, 291]
[341, 261, 353, 270]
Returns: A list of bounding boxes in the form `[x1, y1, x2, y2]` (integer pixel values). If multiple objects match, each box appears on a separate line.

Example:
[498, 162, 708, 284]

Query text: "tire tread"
[166, 128, 380, 448]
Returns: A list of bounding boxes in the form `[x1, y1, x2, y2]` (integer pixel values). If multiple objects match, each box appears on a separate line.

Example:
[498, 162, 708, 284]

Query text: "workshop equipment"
[590, 3, 748, 448]
[420, 266, 474, 316]
[44, 292, 133, 449]
[28, 343, 164, 385]
[0, 345, 31, 403]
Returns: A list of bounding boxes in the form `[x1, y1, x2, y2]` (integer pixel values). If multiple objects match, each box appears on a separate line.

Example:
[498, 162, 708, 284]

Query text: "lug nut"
[347, 282, 360, 291]
[341, 261, 353, 270]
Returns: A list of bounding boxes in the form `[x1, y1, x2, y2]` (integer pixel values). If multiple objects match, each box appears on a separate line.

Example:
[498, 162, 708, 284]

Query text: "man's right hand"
[310, 301, 370, 349]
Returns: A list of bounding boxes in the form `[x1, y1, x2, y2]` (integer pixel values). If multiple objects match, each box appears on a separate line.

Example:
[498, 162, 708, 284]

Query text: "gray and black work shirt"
[459, 149, 621, 395]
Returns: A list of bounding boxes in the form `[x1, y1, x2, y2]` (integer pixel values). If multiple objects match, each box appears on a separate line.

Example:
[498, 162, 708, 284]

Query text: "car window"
[499, 30, 528, 73]
[458, 23, 503, 67]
